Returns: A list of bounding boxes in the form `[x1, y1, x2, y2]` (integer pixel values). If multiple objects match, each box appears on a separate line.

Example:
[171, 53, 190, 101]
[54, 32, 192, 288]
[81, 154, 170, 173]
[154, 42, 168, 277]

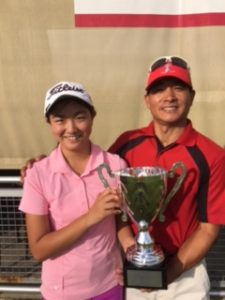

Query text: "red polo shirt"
[109, 120, 225, 255]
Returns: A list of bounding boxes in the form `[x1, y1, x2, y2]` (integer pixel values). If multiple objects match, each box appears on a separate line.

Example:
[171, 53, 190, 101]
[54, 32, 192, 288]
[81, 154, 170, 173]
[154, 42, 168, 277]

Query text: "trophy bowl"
[118, 166, 168, 268]
[97, 162, 186, 289]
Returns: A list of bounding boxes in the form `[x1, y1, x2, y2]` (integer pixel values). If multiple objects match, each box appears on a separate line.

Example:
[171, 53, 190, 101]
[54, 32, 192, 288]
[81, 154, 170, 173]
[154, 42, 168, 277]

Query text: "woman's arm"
[26, 187, 122, 261]
[117, 217, 135, 253]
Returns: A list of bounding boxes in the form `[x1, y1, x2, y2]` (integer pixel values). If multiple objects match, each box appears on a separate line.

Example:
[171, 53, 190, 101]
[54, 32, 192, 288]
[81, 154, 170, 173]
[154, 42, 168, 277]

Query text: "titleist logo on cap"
[47, 83, 85, 101]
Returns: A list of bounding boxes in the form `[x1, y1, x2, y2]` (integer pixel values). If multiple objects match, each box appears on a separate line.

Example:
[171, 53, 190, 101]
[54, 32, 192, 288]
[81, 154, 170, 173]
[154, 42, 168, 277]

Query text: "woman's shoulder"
[103, 150, 127, 169]
[26, 148, 57, 178]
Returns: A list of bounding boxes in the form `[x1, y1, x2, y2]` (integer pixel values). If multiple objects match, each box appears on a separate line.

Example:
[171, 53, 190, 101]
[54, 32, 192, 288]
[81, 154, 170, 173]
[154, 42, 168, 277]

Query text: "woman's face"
[48, 99, 94, 155]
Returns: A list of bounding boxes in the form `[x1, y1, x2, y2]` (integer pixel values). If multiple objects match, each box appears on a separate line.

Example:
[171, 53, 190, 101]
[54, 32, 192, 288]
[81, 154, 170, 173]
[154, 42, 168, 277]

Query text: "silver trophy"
[97, 162, 186, 289]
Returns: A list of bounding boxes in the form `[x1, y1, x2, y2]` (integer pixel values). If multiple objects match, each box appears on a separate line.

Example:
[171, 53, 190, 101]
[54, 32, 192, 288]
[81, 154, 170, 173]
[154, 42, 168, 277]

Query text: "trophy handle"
[159, 162, 186, 222]
[97, 163, 129, 222]
[97, 163, 114, 188]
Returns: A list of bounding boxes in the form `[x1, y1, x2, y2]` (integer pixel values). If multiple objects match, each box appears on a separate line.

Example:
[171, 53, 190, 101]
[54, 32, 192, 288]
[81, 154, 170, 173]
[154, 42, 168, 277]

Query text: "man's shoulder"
[108, 127, 147, 153]
[195, 130, 225, 159]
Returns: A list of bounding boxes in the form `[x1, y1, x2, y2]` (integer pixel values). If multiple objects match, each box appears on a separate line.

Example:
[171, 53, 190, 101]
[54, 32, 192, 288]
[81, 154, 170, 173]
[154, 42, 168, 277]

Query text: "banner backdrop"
[0, 0, 225, 168]
[74, 0, 225, 27]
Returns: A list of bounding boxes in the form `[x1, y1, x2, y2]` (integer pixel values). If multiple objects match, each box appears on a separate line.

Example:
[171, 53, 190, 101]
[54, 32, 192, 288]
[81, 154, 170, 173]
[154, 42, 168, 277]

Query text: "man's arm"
[166, 222, 221, 284]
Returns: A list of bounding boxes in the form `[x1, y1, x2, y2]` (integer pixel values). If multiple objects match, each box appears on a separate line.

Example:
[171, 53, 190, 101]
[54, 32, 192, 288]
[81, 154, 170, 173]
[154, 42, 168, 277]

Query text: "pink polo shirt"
[19, 144, 127, 300]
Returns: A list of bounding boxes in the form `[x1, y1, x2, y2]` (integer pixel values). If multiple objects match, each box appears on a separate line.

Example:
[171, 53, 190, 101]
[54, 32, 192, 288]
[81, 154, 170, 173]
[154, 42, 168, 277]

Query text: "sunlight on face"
[145, 78, 195, 127]
[48, 98, 94, 155]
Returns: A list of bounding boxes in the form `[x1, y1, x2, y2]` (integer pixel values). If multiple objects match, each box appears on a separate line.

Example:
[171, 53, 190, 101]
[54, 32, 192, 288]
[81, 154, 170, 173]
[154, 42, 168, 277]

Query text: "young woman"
[19, 81, 134, 300]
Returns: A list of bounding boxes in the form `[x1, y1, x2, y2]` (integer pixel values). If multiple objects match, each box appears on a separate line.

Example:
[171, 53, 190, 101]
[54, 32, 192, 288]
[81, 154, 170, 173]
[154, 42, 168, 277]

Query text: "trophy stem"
[126, 221, 164, 267]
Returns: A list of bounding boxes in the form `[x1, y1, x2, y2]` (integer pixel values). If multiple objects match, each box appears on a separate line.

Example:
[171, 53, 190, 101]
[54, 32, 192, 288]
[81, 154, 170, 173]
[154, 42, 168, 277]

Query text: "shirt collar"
[142, 119, 197, 147]
[51, 143, 105, 175]
[176, 120, 198, 146]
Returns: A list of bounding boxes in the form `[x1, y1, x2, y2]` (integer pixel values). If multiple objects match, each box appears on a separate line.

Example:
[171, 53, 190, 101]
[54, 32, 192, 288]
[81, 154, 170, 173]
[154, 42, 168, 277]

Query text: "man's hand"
[20, 155, 46, 184]
[115, 267, 124, 286]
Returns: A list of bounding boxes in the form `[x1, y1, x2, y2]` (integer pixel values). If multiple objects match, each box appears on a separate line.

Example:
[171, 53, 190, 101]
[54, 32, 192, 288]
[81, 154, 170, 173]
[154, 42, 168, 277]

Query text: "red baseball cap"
[145, 56, 193, 90]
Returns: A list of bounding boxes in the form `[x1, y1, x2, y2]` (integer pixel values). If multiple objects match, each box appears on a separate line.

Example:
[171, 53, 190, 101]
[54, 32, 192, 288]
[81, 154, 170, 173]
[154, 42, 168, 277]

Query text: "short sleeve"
[19, 166, 49, 215]
[205, 152, 225, 224]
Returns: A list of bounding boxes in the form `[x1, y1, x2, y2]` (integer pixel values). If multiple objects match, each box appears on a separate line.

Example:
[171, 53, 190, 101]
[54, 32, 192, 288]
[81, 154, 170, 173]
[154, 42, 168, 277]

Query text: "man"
[109, 56, 225, 300]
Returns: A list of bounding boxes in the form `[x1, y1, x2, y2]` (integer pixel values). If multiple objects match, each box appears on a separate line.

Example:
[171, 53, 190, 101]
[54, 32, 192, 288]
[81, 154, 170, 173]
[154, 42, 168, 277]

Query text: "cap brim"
[45, 92, 93, 116]
[146, 64, 192, 90]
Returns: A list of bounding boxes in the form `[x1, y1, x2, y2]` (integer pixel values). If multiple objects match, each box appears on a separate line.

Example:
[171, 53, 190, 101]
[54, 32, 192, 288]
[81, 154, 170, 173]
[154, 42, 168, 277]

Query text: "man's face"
[145, 78, 195, 127]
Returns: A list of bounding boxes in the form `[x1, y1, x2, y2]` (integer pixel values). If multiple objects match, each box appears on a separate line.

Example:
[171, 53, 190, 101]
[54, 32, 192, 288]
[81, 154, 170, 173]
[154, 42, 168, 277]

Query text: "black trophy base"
[124, 259, 167, 289]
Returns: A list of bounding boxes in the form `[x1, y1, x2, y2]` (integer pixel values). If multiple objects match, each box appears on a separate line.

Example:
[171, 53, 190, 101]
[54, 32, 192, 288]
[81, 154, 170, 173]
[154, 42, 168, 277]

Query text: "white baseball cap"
[44, 81, 94, 116]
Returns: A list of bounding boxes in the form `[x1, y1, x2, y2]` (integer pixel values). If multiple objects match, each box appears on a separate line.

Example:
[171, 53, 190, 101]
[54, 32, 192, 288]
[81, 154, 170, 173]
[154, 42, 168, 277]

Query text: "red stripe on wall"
[75, 13, 225, 27]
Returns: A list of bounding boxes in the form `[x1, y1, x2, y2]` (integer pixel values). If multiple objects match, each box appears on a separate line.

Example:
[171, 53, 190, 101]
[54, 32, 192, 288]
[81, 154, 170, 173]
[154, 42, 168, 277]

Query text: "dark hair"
[145, 77, 194, 96]
[46, 95, 97, 121]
